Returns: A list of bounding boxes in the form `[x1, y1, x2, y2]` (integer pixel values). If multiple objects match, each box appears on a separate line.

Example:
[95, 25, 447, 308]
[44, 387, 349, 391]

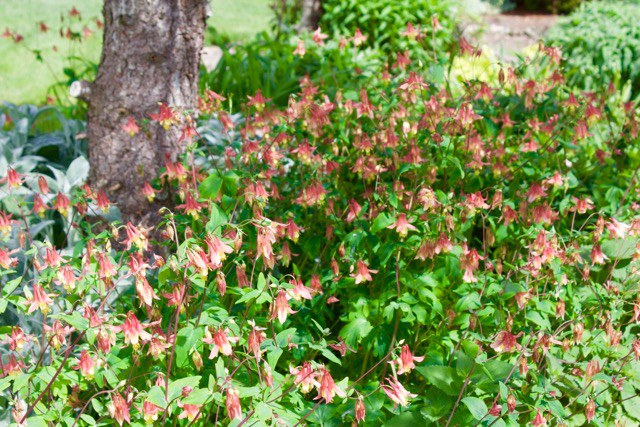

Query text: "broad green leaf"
[371, 212, 395, 233]
[200, 172, 223, 200]
[462, 396, 488, 420]
[339, 318, 373, 348]
[601, 238, 638, 260]
[417, 365, 460, 396]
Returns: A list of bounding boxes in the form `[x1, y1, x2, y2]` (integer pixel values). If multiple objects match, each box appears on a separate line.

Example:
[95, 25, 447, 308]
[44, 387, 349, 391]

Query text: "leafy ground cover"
[4, 1, 640, 426]
[4, 27, 640, 425]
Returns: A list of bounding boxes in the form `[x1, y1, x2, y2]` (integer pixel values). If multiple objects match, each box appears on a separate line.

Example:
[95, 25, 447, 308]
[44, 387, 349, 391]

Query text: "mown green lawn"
[0, 0, 273, 104]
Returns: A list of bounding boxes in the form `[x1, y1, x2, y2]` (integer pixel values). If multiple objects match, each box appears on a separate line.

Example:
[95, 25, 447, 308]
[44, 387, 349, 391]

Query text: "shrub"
[546, 1, 640, 99]
[319, 0, 457, 57]
[4, 36, 640, 426]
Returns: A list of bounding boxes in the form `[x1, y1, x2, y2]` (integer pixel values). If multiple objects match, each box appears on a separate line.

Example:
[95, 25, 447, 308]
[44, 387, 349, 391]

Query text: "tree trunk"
[296, 0, 323, 32]
[87, 0, 208, 220]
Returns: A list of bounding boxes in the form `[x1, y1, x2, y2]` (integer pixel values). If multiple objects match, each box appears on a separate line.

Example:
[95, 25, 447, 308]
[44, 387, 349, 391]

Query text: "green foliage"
[7, 9, 640, 427]
[320, 0, 457, 56]
[546, 1, 640, 98]
[201, 31, 383, 108]
[5, 39, 640, 425]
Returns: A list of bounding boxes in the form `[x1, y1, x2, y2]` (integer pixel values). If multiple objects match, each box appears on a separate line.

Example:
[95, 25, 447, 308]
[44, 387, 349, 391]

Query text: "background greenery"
[0, 0, 273, 104]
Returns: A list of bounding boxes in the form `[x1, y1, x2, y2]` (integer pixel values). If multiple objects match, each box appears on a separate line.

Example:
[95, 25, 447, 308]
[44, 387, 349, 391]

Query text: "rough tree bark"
[296, 0, 323, 32]
[86, 0, 208, 220]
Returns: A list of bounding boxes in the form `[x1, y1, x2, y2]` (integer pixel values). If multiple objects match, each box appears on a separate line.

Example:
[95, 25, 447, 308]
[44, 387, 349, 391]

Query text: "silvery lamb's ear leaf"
[29, 220, 55, 238]
[48, 165, 68, 193]
[85, 203, 122, 223]
[66, 156, 90, 188]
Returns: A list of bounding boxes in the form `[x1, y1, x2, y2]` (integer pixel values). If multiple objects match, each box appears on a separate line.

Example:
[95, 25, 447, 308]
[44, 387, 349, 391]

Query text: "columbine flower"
[205, 234, 233, 268]
[270, 289, 296, 324]
[135, 276, 159, 308]
[402, 22, 420, 39]
[531, 410, 547, 427]
[122, 222, 148, 251]
[187, 248, 209, 277]
[142, 401, 161, 424]
[312, 28, 328, 46]
[121, 116, 140, 136]
[176, 192, 207, 219]
[141, 182, 156, 202]
[96, 326, 117, 353]
[177, 403, 200, 421]
[293, 39, 306, 56]
[352, 28, 367, 46]
[72, 350, 96, 378]
[6, 327, 28, 352]
[355, 397, 366, 424]
[53, 192, 71, 216]
[247, 324, 266, 360]
[460, 245, 483, 283]
[27, 284, 55, 315]
[350, 260, 377, 284]
[288, 278, 314, 301]
[149, 103, 176, 129]
[37, 175, 50, 194]
[393, 345, 424, 375]
[0, 247, 18, 269]
[490, 330, 523, 353]
[585, 399, 596, 423]
[202, 327, 238, 359]
[225, 388, 242, 420]
[571, 197, 594, 214]
[3, 168, 23, 188]
[121, 311, 152, 348]
[387, 213, 417, 237]
[607, 218, 630, 239]
[315, 368, 346, 403]
[290, 362, 317, 393]
[257, 222, 277, 268]
[108, 393, 131, 427]
[381, 376, 416, 408]
[216, 271, 227, 295]
[591, 244, 607, 265]
[11, 399, 27, 426]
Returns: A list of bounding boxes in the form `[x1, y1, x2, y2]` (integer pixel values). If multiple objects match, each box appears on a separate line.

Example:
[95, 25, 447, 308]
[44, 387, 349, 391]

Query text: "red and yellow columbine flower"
[202, 327, 238, 359]
[2, 168, 23, 189]
[205, 234, 233, 268]
[142, 401, 161, 424]
[149, 103, 176, 130]
[392, 345, 425, 375]
[381, 376, 417, 408]
[350, 260, 377, 285]
[225, 388, 242, 421]
[53, 192, 70, 216]
[314, 368, 345, 404]
[270, 289, 296, 324]
[27, 284, 55, 315]
[72, 350, 96, 378]
[141, 181, 156, 202]
[121, 116, 140, 136]
[120, 311, 152, 348]
[108, 393, 131, 427]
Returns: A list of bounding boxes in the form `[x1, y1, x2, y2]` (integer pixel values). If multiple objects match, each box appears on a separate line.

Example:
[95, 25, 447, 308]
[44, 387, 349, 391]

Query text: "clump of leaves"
[546, 1, 640, 99]
[320, 0, 457, 58]
[3, 34, 640, 427]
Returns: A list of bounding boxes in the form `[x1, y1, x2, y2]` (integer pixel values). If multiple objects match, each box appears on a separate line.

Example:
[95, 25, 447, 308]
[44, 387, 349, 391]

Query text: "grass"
[0, 0, 273, 105]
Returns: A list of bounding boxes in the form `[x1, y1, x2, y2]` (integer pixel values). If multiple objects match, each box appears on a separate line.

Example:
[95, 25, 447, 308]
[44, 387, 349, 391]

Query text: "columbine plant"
[2, 23, 640, 427]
